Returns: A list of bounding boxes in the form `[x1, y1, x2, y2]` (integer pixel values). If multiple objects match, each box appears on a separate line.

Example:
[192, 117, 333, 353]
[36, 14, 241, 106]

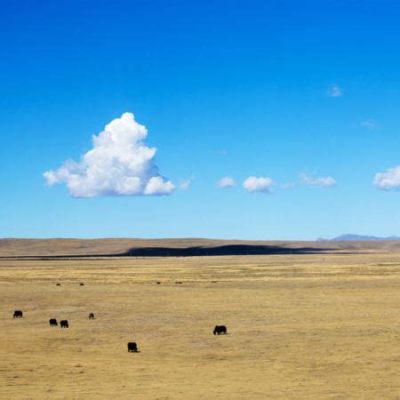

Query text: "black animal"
[56, 283, 61, 286]
[60, 320, 69, 328]
[13, 310, 23, 319]
[127, 342, 138, 352]
[88, 313, 95, 320]
[213, 325, 227, 335]
[156, 281, 161, 285]
[80, 283, 85, 286]
[49, 318, 58, 326]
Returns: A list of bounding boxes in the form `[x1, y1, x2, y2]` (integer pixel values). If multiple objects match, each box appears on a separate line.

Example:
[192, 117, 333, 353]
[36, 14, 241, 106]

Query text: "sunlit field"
[2, 253, 400, 399]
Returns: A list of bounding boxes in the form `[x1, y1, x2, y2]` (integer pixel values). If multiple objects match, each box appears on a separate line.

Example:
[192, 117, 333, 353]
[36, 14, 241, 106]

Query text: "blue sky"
[1, 0, 400, 240]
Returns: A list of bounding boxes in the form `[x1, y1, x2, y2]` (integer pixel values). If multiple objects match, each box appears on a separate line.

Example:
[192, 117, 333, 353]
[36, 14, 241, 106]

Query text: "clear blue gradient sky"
[1, 0, 400, 239]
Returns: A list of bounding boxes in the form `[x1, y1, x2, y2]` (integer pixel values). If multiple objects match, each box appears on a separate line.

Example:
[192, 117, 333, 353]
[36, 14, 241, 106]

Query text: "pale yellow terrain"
[2, 253, 400, 399]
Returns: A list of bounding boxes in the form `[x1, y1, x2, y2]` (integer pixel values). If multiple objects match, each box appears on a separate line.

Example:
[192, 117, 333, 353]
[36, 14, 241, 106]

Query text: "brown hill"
[1, 238, 400, 257]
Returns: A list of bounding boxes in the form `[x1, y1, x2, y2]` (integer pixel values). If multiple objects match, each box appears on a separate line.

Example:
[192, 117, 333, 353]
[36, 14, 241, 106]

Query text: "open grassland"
[2, 253, 400, 399]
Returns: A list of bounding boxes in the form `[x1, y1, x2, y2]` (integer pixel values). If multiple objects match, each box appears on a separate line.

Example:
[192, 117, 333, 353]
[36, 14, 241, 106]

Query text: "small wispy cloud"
[374, 166, 400, 190]
[217, 176, 235, 188]
[44, 112, 175, 197]
[180, 177, 193, 190]
[327, 85, 343, 98]
[301, 173, 336, 188]
[361, 119, 379, 130]
[281, 182, 296, 190]
[243, 176, 273, 193]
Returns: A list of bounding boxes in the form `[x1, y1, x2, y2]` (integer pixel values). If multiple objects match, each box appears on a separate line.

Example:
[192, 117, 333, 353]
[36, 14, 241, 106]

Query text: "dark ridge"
[122, 245, 331, 257]
[0, 244, 333, 259]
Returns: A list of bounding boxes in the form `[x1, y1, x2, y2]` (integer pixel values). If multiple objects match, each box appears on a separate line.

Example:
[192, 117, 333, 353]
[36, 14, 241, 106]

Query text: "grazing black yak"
[127, 342, 138, 352]
[13, 310, 23, 319]
[49, 318, 58, 326]
[88, 313, 95, 320]
[60, 320, 69, 328]
[213, 325, 227, 335]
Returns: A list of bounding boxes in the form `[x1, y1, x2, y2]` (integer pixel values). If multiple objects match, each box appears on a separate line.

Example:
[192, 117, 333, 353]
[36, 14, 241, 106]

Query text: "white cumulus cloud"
[374, 166, 400, 190]
[243, 176, 273, 193]
[327, 85, 343, 97]
[301, 173, 336, 188]
[44, 112, 175, 197]
[217, 176, 235, 188]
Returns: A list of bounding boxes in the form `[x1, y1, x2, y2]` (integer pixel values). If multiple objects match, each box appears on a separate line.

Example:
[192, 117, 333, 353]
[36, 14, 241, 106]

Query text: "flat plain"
[2, 253, 400, 399]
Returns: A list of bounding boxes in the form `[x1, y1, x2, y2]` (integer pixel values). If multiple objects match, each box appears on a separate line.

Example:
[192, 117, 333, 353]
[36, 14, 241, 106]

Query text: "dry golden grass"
[2, 253, 400, 399]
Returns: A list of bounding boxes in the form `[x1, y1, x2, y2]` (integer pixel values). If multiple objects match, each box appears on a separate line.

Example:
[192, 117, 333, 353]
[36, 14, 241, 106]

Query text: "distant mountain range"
[324, 234, 400, 241]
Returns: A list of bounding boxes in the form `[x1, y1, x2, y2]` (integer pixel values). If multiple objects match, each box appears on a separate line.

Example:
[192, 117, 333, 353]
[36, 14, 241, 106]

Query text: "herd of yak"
[12, 282, 228, 353]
